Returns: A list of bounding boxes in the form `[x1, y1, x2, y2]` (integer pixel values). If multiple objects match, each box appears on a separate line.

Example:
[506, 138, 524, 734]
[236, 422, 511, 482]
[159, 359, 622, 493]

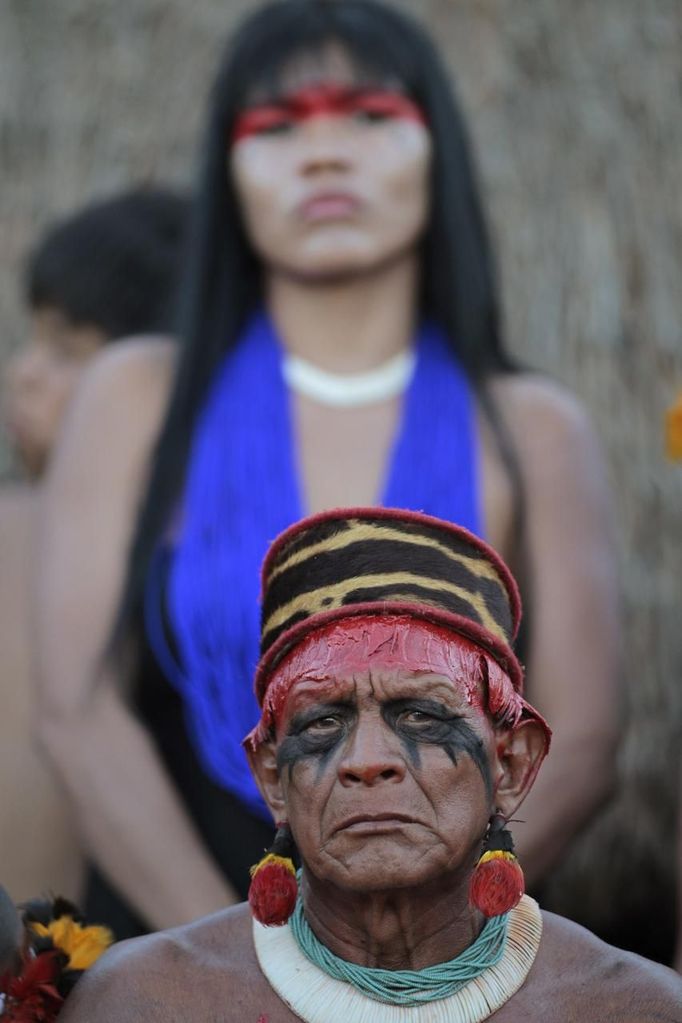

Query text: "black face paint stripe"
[276, 702, 353, 778]
[275, 695, 493, 800]
[381, 698, 493, 800]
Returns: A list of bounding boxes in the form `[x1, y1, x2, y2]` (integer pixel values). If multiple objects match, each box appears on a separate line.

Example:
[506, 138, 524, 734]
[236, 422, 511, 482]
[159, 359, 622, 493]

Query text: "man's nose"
[337, 714, 406, 787]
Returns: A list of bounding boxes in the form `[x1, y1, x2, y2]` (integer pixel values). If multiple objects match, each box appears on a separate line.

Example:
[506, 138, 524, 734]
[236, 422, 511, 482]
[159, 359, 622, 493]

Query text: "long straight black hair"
[117, 0, 524, 640]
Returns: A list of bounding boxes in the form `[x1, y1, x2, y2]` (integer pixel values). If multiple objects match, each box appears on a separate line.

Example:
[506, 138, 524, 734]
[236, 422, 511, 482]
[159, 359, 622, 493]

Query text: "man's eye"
[398, 709, 434, 725]
[304, 715, 342, 733]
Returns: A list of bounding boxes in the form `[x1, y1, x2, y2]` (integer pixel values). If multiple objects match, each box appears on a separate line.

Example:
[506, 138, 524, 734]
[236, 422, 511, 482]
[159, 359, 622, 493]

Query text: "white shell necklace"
[253, 894, 542, 1023]
[281, 349, 417, 408]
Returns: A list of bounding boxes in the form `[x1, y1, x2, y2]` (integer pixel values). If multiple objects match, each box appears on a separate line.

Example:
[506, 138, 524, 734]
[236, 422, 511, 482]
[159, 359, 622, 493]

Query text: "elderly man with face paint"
[58, 508, 679, 1023]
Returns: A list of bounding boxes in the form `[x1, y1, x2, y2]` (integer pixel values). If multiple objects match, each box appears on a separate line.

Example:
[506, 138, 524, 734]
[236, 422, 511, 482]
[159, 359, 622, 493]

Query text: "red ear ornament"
[469, 816, 525, 917]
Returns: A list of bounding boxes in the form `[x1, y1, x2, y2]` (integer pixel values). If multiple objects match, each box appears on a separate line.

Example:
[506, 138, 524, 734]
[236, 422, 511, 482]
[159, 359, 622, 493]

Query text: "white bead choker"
[253, 895, 543, 1023]
[282, 349, 417, 408]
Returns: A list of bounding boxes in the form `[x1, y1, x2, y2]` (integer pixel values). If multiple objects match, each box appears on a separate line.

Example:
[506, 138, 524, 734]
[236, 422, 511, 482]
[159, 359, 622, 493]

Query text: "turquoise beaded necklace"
[289, 896, 509, 1008]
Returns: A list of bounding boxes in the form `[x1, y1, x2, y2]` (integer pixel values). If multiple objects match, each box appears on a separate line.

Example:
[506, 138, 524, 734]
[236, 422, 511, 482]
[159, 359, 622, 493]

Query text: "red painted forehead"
[231, 83, 426, 145]
[245, 615, 523, 748]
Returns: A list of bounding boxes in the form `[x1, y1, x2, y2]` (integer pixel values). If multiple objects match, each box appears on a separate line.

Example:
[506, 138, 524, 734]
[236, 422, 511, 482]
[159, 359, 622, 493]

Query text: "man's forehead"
[280, 617, 483, 675]
[269, 617, 489, 730]
[248, 613, 530, 751]
[282, 669, 473, 717]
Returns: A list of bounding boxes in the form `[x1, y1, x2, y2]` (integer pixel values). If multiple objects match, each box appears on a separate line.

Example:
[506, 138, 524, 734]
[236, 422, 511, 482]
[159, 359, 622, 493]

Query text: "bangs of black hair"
[215, 0, 433, 118]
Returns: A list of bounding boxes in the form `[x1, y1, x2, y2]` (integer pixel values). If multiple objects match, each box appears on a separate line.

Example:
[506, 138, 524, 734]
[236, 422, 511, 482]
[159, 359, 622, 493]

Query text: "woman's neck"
[265, 254, 420, 373]
[300, 869, 484, 971]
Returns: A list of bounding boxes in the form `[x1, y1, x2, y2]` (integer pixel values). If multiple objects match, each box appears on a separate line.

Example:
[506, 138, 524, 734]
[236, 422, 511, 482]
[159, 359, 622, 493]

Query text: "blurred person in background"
[36, 0, 620, 940]
[4, 189, 189, 479]
[0, 188, 188, 903]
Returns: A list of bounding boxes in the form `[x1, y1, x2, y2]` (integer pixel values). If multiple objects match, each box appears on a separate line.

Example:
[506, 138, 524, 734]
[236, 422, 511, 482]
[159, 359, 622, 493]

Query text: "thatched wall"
[1, 0, 680, 953]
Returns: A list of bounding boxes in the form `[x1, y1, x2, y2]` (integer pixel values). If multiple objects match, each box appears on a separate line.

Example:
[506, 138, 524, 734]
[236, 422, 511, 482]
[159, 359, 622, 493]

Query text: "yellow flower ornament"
[30, 915, 113, 971]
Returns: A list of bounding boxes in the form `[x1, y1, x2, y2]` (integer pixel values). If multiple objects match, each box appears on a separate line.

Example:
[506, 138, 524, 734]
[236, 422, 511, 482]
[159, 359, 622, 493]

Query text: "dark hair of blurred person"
[4, 188, 188, 477]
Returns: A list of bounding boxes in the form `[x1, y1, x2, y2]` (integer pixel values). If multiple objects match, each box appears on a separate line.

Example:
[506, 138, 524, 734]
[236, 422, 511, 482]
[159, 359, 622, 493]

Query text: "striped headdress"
[251, 509, 550, 750]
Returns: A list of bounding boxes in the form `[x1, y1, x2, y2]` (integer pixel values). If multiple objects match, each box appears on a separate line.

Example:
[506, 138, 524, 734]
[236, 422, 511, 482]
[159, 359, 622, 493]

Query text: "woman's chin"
[276, 240, 394, 283]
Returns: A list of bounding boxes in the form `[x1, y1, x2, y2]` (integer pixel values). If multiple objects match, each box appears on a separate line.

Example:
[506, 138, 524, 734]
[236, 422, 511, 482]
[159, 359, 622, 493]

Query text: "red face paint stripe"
[349, 90, 425, 122]
[231, 84, 427, 145]
[232, 105, 294, 140]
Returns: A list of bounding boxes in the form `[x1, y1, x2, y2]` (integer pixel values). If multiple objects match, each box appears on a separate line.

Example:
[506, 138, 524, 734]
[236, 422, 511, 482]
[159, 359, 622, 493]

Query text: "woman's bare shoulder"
[73, 335, 177, 419]
[50, 336, 178, 482]
[489, 371, 597, 445]
[488, 370, 609, 500]
[530, 910, 682, 1022]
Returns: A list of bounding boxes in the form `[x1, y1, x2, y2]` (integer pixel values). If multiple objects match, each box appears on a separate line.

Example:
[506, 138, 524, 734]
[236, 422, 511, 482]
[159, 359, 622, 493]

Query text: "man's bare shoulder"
[513, 910, 682, 1022]
[55, 903, 682, 1023]
[57, 904, 274, 1023]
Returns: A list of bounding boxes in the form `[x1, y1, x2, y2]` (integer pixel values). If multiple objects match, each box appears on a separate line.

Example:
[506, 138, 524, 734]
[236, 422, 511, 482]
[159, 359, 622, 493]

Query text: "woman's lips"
[299, 192, 362, 222]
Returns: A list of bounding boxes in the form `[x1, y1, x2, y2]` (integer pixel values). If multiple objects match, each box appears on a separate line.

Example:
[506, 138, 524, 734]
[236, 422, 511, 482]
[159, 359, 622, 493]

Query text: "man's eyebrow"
[384, 695, 460, 716]
[286, 677, 356, 702]
[378, 676, 462, 703]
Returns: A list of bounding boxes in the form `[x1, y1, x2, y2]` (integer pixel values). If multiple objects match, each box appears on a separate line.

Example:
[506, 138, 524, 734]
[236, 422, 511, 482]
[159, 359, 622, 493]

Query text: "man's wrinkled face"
[274, 664, 499, 892]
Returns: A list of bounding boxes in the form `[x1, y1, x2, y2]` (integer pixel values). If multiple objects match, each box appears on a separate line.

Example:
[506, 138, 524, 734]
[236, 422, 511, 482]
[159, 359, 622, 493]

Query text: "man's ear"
[492, 719, 548, 820]
[246, 741, 286, 822]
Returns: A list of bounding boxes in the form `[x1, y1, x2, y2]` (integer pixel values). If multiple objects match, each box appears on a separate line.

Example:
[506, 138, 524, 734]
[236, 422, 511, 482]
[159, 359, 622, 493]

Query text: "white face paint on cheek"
[231, 146, 282, 241]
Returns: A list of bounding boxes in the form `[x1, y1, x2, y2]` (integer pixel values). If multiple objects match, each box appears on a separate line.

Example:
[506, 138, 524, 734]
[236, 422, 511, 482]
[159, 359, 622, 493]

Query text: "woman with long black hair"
[36, 0, 619, 937]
